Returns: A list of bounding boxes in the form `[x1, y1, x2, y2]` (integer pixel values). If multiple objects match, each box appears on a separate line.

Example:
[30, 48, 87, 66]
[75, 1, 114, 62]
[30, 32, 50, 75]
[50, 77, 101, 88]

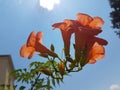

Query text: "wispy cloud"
[39, 0, 60, 11]
[110, 84, 120, 90]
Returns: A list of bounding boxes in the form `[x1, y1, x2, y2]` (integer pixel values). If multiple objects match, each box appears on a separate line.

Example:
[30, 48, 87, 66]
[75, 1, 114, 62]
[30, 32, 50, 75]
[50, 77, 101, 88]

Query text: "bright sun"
[39, 0, 60, 11]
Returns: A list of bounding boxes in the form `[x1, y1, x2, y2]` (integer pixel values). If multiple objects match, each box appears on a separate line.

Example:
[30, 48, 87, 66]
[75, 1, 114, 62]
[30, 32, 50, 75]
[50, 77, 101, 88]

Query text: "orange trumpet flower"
[52, 19, 77, 57]
[82, 37, 108, 65]
[20, 31, 57, 59]
[74, 13, 108, 66]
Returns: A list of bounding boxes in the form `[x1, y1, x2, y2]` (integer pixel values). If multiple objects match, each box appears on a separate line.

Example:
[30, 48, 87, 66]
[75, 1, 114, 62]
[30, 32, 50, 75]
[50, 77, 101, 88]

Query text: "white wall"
[0, 55, 15, 90]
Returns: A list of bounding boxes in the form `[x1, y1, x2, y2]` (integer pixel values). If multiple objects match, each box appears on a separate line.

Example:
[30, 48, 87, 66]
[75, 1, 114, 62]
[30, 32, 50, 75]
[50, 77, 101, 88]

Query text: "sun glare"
[39, 0, 60, 11]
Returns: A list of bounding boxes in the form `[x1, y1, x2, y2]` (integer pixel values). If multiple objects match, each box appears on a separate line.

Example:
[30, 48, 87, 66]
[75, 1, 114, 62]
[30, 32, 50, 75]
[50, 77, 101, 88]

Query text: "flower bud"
[58, 62, 65, 76]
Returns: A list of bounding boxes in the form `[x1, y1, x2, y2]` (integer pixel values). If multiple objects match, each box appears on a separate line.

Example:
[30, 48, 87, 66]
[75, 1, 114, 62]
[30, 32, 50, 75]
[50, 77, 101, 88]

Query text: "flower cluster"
[52, 13, 108, 67]
[20, 13, 108, 80]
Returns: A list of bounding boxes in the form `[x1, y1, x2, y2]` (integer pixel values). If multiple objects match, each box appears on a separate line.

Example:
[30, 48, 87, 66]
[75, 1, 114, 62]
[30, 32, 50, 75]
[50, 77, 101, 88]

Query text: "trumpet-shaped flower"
[20, 31, 57, 59]
[52, 13, 108, 66]
[84, 37, 108, 65]
[52, 19, 78, 57]
[75, 13, 104, 48]
[75, 13, 108, 66]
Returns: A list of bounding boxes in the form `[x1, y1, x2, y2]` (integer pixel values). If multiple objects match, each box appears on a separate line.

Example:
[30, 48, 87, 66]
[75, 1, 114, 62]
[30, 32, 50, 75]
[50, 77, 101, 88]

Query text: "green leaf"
[47, 77, 50, 90]
[52, 78, 56, 87]
[44, 61, 51, 68]
[17, 78, 21, 82]
[56, 78, 60, 85]
[30, 62, 36, 68]
[60, 78, 64, 83]
[19, 86, 26, 90]
[30, 62, 44, 68]
[23, 68, 26, 72]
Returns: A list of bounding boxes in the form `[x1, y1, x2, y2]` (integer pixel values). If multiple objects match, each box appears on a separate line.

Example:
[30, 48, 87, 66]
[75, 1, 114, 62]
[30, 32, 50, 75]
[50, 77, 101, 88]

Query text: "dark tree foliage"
[109, 0, 120, 37]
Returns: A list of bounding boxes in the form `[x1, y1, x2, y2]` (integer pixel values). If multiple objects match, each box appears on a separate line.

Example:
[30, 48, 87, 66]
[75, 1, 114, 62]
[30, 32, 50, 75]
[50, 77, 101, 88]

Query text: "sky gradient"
[0, 0, 120, 90]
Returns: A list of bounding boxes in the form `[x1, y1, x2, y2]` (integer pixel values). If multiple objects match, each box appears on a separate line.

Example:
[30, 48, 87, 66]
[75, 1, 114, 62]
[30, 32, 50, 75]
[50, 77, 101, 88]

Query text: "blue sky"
[0, 0, 120, 90]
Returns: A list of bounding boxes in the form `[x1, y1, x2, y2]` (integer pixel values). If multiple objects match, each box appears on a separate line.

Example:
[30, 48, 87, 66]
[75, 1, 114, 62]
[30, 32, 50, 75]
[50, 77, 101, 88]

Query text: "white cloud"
[110, 84, 120, 90]
[39, 0, 60, 11]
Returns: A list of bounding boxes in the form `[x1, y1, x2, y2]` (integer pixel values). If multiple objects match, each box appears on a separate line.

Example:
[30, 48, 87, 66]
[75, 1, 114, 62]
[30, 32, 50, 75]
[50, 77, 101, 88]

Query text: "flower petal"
[78, 26, 102, 36]
[88, 59, 96, 64]
[27, 31, 36, 47]
[89, 17, 104, 29]
[87, 37, 108, 50]
[76, 13, 93, 26]
[94, 37, 108, 45]
[88, 42, 105, 63]
[20, 44, 35, 59]
[36, 31, 43, 43]
[52, 22, 66, 30]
